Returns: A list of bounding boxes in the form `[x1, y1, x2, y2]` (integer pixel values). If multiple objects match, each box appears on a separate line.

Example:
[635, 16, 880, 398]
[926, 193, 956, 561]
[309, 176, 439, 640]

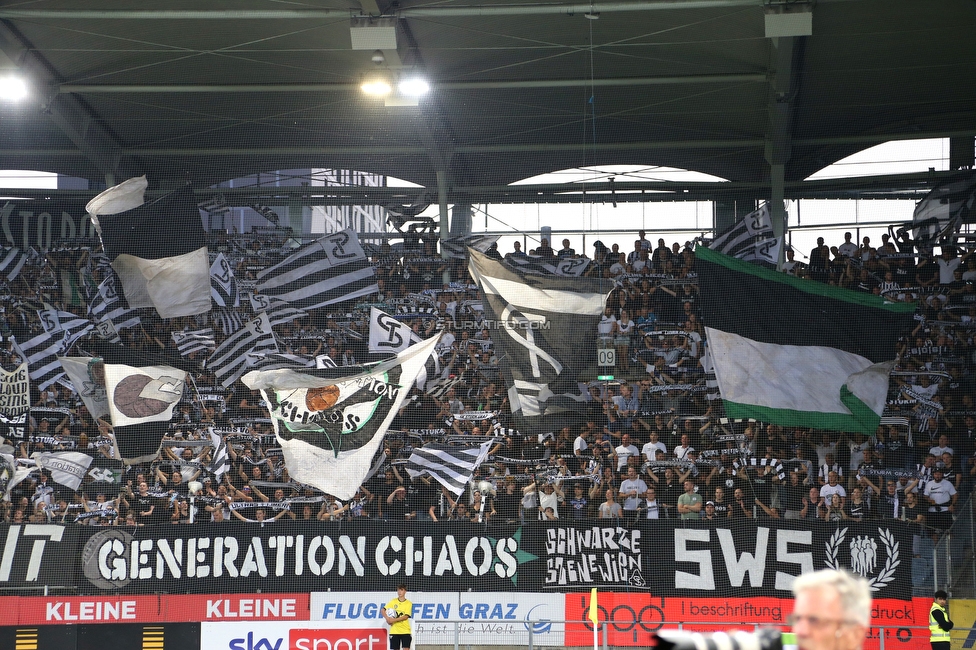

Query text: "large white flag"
[103, 363, 186, 428]
[242, 335, 440, 500]
[32, 451, 94, 491]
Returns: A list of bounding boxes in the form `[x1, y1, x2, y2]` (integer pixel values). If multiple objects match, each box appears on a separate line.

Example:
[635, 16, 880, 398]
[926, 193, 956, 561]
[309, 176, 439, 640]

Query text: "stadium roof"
[0, 0, 973, 200]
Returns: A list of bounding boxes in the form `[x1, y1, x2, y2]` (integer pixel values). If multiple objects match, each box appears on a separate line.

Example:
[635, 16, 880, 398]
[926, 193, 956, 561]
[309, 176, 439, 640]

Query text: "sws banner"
[0, 520, 912, 598]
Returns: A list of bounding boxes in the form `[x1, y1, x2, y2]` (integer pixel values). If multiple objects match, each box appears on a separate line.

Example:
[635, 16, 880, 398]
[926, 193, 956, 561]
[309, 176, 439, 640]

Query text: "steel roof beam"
[57, 74, 767, 94]
[0, 21, 124, 177]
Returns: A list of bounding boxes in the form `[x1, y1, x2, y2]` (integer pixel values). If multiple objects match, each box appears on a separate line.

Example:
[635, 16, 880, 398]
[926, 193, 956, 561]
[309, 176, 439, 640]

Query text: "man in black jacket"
[929, 590, 952, 650]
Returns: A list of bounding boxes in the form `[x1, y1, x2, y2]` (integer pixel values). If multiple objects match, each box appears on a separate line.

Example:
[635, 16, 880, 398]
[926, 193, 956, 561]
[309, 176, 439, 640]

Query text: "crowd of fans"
[1, 224, 974, 555]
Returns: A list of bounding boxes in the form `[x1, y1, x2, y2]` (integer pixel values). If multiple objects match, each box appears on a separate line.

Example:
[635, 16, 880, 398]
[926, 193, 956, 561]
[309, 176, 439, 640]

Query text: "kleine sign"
[0, 593, 310, 625]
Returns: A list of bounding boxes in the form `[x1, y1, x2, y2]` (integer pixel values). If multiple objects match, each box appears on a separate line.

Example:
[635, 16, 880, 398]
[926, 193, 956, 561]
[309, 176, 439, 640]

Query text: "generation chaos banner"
[0, 520, 912, 599]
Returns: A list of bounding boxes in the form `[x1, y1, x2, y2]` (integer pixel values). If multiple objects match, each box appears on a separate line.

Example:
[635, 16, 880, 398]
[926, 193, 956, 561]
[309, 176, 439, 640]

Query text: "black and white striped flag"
[13, 331, 68, 391]
[733, 238, 782, 266]
[427, 375, 464, 401]
[212, 308, 245, 336]
[503, 255, 590, 277]
[249, 293, 308, 327]
[708, 204, 773, 257]
[38, 305, 93, 342]
[251, 204, 281, 227]
[88, 274, 141, 332]
[209, 313, 278, 387]
[172, 328, 216, 356]
[210, 253, 239, 308]
[441, 235, 500, 260]
[417, 349, 453, 393]
[208, 428, 230, 478]
[0, 247, 29, 282]
[255, 229, 377, 310]
[405, 440, 493, 495]
[244, 352, 317, 372]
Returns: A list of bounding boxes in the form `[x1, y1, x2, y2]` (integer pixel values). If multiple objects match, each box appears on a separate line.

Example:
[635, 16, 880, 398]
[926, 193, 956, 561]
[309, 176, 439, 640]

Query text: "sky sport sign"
[202, 622, 387, 650]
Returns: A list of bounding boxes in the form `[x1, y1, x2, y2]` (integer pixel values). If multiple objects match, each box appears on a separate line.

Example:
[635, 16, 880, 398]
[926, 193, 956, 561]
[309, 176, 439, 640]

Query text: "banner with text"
[0, 520, 912, 599]
[310, 591, 565, 646]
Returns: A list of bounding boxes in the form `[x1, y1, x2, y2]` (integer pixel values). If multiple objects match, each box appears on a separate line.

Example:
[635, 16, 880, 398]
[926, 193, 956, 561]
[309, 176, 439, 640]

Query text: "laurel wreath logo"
[824, 526, 900, 591]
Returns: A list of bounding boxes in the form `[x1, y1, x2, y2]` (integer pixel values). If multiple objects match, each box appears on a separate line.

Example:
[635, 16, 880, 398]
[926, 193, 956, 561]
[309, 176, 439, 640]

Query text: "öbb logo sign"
[229, 628, 387, 650]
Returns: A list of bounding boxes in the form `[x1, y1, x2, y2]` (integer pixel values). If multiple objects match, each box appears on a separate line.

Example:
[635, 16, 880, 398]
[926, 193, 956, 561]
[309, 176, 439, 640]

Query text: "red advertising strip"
[564, 593, 932, 650]
[14, 595, 167, 625]
[0, 593, 310, 626]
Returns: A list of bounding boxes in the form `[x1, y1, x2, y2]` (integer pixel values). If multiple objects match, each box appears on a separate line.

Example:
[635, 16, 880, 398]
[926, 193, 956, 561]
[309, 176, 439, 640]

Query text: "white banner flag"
[32, 451, 94, 491]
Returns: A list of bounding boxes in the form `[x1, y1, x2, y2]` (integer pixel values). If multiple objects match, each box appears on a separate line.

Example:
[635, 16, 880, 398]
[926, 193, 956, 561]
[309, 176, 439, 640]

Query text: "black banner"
[0, 520, 912, 599]
[0, 199, 96, 248]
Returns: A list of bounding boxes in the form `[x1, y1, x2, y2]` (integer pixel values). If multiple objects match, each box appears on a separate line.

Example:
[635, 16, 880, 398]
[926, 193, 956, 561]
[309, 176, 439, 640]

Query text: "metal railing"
[934, 492, 976, 598]
[413, 620, 940, 650]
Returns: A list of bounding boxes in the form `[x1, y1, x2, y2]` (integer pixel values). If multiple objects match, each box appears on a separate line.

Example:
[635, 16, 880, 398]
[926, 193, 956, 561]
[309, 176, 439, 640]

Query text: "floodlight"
[398, 78, 430, 97]
[361, 74, 393, 97]
[0, 76, 28, 101]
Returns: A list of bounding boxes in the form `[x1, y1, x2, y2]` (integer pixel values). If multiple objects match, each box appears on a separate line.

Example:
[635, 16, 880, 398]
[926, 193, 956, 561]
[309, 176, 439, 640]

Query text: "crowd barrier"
[0, 618, 952, 650]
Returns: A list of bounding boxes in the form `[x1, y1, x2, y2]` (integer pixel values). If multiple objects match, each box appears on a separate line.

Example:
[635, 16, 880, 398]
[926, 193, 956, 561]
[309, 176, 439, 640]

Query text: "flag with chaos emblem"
[242, 334, 440, 500]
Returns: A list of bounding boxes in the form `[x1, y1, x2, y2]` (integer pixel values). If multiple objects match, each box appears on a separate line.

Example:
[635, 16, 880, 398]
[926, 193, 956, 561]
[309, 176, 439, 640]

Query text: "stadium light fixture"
[361, 73, 393, 97]
[0, 76, 28, 101]
[398, 77, 430, 97]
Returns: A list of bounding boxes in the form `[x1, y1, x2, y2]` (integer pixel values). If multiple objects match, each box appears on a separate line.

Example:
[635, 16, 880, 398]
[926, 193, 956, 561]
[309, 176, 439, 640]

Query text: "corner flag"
[588, 588, 599, 625]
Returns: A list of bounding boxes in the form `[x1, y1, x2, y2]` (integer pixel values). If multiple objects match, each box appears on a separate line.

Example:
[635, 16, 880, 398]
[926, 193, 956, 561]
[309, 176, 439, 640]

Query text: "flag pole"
[587, 587, 598, 650]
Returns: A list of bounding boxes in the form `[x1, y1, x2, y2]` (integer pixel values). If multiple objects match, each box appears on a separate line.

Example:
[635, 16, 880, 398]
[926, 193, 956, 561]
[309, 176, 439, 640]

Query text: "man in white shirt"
[615, 433, 640, 471]
[937, 248, 971, 284]
[929, 434, 954, 459]
[619, 466, 648, 512]
[838, 232, 858, 258]
[642, 431, 667, 462]
[674, 433, 695, 461]
[819, 471, 847, 509]
[814, 433, 837, 468]
[923, 467, 957, 532]
[573, 428, 589, 456]
[537, 483, 563, 519]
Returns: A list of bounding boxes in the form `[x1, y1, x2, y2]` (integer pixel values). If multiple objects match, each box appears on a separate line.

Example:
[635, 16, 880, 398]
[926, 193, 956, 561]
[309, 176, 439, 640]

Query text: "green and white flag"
[696, 246, 916, 433]
[242, 334, 440, 500]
